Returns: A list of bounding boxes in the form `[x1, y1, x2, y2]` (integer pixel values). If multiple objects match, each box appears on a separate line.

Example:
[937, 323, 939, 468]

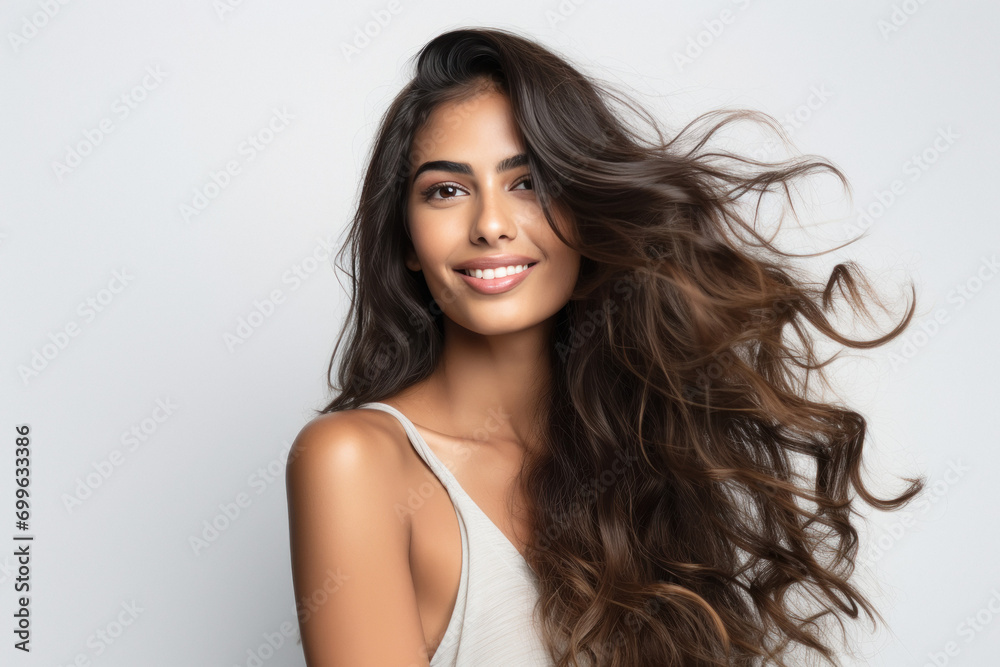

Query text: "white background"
[2, 1, 998, 665]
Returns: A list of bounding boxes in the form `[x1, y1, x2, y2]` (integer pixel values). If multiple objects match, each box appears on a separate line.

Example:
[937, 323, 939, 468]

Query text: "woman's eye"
[423, 183, 464, 201]
[420, 178, 532, 201]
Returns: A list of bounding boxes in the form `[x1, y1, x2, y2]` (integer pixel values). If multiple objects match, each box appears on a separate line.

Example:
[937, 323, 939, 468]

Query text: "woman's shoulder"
[288, 405, 413, 481]
[285, 404, 430, 664]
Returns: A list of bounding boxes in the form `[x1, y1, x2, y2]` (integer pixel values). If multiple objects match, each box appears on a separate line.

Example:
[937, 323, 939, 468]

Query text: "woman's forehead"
[409, 92, 524, 168]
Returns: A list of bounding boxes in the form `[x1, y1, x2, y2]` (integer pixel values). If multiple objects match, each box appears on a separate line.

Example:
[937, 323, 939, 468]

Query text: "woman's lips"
[453, 263, 537, 294]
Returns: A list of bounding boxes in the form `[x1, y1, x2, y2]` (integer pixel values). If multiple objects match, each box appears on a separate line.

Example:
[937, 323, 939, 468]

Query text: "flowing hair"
[318, 26, 924, 666]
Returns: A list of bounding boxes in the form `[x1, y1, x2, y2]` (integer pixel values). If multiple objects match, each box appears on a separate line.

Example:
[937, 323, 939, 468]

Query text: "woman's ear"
[405, 244, 421, 272]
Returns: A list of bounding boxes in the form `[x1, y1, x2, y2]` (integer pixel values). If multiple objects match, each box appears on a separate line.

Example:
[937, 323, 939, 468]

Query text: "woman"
[285, 27, 924, 667]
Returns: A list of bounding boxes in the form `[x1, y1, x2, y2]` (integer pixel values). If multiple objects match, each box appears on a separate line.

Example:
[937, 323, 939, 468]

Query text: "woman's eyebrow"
[411, 153, 528, 181]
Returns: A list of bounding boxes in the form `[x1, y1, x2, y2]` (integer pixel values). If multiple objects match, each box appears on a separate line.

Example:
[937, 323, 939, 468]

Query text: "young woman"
[285, 27, 924, 667]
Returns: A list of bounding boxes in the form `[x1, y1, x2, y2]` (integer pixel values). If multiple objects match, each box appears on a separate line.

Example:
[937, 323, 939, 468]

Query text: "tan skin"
[286, 87, 581, 666]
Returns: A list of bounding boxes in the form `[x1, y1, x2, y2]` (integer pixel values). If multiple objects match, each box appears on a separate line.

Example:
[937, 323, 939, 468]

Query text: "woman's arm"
[286, 412, 430, 667]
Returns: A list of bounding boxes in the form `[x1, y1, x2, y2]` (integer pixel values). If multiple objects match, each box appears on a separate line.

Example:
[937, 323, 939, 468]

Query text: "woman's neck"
[402, 314, 554, 451]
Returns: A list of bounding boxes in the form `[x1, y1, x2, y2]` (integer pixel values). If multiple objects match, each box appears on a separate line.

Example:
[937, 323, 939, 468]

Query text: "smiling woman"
[285, 26, 925, 667]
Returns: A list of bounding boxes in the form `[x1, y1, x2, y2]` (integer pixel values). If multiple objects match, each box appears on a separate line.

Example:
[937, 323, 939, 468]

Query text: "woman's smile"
[453, 261, 539, 294]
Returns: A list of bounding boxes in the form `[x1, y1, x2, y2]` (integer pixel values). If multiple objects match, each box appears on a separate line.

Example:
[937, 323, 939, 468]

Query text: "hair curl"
[319, 26, 925, 667]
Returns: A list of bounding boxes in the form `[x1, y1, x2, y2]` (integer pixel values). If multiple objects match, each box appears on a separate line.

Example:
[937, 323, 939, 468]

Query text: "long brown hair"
[319, 26, 924, 666]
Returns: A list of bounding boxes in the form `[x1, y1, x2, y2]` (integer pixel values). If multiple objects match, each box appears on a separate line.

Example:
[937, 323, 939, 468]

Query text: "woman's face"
[405, 88, 581, 337]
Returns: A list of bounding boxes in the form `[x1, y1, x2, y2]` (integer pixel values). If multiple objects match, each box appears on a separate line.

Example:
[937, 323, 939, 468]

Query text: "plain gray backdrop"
[2, 1, 998, 665]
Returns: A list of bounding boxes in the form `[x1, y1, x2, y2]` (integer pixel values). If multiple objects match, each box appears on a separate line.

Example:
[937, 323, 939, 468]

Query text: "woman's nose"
[469, 186, 518, 244]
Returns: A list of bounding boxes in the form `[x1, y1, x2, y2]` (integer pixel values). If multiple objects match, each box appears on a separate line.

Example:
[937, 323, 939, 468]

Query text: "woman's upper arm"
[285, 412, 430, 667]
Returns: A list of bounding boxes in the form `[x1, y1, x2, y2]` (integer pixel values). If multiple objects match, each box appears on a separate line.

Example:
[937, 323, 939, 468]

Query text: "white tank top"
[359, 401, 555, 666]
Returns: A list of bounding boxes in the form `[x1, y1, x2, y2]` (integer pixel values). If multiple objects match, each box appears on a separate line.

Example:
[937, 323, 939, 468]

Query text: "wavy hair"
[319, 26, 924, 666]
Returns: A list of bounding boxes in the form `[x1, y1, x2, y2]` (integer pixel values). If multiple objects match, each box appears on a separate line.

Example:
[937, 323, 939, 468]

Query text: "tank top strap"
[359, 400, 531, 568]
[356, 402, 553, 665]
[358, 401, 459, 492]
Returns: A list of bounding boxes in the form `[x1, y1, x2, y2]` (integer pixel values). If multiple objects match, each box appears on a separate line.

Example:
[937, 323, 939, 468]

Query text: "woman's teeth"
[459, 263, 534, 279]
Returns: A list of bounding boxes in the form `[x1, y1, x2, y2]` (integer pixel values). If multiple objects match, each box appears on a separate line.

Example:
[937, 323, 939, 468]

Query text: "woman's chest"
[403, 431, 533, 657]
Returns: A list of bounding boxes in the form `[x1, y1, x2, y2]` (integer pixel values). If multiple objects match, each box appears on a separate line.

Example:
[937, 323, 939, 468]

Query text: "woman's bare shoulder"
[288, 406, 412, 482]
[285, 406, 430, 665]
